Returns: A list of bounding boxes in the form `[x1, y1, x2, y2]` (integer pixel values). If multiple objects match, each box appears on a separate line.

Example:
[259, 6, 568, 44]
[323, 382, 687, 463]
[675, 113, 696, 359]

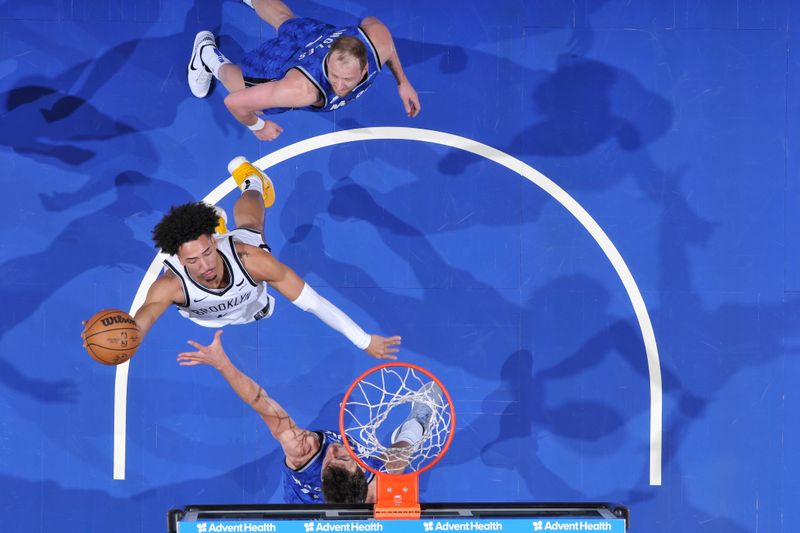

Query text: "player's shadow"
[0, 171, 193, 404]
[325, 57, 674, 237]
[437, 54, 673, 175]
[2, 82, 135, 167]
[484, 350, 627, 446]
[430, 347, 631, 501]
[281, 179, 521, 378]
[440, 274, 659, 446]
[314, 39, 671, 191]
[0, 453, 284, 533]
[320, 130, 532, 234]
[0, 0, 245, 171]
[292, 0, 611, 56]
[279, 172, 660, 396]
[521, 0, 613, 56]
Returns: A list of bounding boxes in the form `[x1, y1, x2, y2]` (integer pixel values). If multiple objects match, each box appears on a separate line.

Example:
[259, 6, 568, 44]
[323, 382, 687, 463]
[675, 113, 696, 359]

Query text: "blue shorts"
[240, 17, 333, 84]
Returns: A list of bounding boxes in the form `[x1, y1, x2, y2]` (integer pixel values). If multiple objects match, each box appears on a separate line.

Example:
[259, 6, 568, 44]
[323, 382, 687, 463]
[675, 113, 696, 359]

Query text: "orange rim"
[339, 362, 455, 477]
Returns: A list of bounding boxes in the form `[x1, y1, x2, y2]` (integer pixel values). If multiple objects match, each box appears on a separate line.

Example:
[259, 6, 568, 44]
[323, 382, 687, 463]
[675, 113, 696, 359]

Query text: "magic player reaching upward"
[178, 329, 439, 503]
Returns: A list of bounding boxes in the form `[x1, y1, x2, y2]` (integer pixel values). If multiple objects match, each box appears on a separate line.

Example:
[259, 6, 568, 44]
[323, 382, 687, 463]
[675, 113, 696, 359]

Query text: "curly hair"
[152, 202, 218, 256]
[329, 35, 368, 69]
[321, 465, 368, 503]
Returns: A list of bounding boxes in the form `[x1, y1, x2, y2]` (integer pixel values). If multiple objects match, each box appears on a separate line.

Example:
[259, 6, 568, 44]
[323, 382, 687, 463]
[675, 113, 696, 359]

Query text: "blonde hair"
[329, 35, 367, 69]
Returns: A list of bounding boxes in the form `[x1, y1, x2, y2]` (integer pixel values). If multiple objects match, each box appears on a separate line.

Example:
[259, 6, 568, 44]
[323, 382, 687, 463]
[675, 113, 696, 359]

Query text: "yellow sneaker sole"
[228, 156, 275, 208]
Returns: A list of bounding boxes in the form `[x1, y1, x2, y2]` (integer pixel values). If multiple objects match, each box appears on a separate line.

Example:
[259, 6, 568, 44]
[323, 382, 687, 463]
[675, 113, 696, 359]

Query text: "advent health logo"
[422, 522, 502, 531]
[303, 522, 384, 532]
[532, 522, 613, 531]
[193, 523, 276, 532]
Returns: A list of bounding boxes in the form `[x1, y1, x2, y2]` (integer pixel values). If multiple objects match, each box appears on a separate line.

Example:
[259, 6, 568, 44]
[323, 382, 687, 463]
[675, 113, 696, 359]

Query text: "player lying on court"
[131, 157, 400, 360]
[178, 329, 440, 503]
[187, 0, 420, 141]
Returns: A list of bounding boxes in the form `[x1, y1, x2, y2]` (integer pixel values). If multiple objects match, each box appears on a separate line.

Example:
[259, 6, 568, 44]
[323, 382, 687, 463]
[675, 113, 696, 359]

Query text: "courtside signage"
[179, 519, 626, 533]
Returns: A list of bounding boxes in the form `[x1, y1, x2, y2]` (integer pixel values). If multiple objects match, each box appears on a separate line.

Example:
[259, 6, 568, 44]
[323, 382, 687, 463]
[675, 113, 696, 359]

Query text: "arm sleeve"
[291, 283, 371, 350]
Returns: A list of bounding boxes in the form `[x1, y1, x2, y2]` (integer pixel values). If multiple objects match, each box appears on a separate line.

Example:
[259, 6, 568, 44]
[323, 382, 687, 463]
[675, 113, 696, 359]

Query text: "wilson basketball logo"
[101, 315, 137, 327]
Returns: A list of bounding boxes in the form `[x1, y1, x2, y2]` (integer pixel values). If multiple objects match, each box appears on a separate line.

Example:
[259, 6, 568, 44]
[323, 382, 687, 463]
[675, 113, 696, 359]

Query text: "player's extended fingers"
[177, 352, 203, 363]
[386, 335, 402, 346]
[410, 99, 421, 117]
[377, 342, 400, 357]
[402, 98, 412, 116]
[261, 129, 280, 141]
[186, 340, 205, 351]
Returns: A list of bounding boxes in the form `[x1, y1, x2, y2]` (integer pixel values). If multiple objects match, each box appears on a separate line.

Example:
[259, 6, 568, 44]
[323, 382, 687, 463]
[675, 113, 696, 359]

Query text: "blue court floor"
[1, 1, 798, 532]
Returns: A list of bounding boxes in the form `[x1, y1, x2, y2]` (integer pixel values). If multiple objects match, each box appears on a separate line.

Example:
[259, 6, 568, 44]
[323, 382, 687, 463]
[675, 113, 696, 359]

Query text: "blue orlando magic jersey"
[240, 17, 382, 114]
[282, 430, 375, 504]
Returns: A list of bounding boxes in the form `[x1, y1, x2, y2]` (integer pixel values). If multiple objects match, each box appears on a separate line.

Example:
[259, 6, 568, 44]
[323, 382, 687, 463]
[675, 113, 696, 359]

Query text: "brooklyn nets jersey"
[163, 229, 275, 327]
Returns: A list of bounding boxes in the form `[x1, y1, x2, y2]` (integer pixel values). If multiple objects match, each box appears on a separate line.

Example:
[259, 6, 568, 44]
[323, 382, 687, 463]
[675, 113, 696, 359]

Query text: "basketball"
[82, 309, 141, 365]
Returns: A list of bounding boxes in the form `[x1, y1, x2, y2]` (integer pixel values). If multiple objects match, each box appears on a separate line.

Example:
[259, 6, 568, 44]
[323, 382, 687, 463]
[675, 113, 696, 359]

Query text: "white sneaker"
[187, 31, 215, 98]
[391, 381, 443, 444]
[408, 381, 443, 431]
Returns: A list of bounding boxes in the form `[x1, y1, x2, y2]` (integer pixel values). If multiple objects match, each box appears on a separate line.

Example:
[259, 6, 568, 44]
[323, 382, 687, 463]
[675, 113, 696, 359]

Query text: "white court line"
[114, 127, 663, 486]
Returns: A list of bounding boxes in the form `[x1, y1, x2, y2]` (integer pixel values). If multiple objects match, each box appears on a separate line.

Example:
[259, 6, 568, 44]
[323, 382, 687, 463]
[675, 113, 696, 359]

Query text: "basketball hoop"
[339, 363, 455, 520]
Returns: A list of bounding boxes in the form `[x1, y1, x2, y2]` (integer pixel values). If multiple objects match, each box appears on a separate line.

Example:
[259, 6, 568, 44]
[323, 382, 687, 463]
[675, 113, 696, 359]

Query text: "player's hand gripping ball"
[82, 309, 141, 365]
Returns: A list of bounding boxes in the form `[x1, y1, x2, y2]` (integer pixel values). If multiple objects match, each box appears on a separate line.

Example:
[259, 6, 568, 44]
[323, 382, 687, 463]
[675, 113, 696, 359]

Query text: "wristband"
[247, 117, 265, 131]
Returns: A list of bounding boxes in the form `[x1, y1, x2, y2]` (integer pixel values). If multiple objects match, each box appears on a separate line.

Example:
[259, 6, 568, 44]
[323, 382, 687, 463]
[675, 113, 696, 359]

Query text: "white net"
[342, 365, 453, 474]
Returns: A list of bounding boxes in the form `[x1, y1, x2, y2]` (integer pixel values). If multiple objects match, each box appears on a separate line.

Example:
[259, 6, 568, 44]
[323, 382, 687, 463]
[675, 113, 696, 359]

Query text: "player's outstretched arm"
[240, 244, 401, 359]
[223, 71, 320, 141]
[132, 274, 183, 340]
[361, 16, 421, 118]
[177, 330, 317, 464]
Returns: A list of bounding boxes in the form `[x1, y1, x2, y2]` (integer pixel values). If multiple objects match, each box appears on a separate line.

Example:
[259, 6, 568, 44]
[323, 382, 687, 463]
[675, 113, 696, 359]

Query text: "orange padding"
[374, 473, 421, 520]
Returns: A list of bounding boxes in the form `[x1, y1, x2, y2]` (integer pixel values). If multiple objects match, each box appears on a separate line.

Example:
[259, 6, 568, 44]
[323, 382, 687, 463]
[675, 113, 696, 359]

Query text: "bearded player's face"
[322, 443, 360, 473]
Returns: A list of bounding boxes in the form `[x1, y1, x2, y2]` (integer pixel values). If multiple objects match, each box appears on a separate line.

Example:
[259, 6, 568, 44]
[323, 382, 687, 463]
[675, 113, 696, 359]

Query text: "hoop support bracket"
[374, 473, 421, 520]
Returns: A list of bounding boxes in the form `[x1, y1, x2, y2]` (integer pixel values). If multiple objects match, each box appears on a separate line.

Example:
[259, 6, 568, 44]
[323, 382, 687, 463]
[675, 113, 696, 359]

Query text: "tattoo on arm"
[252, 386, 265, 404]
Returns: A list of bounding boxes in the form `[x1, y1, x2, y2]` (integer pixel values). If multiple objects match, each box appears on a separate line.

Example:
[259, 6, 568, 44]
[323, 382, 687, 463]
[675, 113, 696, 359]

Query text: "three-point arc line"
[113, 127, 663, 486]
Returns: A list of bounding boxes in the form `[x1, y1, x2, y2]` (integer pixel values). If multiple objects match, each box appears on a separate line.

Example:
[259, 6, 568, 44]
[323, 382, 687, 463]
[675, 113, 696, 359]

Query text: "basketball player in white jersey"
[133, 157, 401, 360]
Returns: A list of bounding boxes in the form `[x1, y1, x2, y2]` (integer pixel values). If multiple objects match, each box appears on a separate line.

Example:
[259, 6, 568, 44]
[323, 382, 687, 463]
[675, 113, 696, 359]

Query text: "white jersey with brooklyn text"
[162, 228, 275, 327]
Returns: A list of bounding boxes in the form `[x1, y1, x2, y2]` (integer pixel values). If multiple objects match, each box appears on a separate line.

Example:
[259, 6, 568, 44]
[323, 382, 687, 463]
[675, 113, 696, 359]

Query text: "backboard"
[168, 502, 630, 532]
